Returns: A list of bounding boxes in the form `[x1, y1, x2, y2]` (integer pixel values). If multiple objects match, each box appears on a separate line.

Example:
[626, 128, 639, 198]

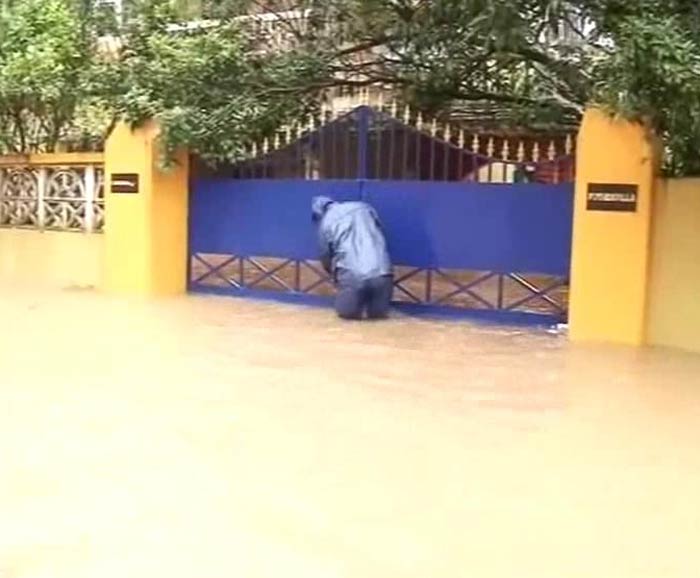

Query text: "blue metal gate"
[188, 105, 575, 325]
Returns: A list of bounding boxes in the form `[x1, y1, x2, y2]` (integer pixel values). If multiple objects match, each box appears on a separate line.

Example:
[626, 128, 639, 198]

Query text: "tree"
[0, 0, 111, 153]
[211, 0, 699, 175]
[587, 2, 700, 176]
[1, 0, 698, 175]
[103, 0, 329, 165]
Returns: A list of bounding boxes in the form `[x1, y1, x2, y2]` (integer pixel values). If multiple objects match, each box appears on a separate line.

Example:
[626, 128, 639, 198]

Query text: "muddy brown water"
[0, 286, 699, 578]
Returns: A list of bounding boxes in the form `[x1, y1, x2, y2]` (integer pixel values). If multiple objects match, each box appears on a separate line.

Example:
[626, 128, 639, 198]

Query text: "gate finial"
[501, 138, 510, 161]
[361, 87, 369, 106]
[565, 134, 574, 156]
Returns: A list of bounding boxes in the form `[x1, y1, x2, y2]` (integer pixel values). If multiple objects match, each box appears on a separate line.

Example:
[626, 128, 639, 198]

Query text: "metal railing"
[224, 93, 577, 184]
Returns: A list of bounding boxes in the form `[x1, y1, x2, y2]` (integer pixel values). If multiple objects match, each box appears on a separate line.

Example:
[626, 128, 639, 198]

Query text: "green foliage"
[107, 0, 328, 165]
[0, 0, 108, 153]
[0, 0, 698, 174]
[589, 9, 700, 175]
[298, 0, 700, 175]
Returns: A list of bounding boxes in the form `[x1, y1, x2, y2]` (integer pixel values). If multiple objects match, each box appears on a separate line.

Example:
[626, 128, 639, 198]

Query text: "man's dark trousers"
[335, 275, 393, 320]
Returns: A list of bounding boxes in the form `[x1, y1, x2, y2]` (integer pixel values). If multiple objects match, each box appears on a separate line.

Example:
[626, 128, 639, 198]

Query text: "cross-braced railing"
[190, 253, 568, 321]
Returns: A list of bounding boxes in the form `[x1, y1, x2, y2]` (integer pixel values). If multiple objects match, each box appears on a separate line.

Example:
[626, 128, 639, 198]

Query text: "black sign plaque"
[111, 173, 140, 194]
[587, 183, 638, 212]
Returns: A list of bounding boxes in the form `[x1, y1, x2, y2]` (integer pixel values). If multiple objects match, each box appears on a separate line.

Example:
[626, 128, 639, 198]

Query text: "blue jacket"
[312, 196, 392, 284]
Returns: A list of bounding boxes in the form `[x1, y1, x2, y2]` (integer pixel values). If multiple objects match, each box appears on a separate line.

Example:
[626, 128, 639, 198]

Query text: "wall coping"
[0, 152, 104, 167]
[660, 177, 700, 184]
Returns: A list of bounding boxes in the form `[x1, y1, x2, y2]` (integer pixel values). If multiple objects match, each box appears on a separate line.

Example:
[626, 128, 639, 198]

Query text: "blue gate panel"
[363, 181, 573, 276]
[189, 178, 574, 323]
[190, 179, 361, 260]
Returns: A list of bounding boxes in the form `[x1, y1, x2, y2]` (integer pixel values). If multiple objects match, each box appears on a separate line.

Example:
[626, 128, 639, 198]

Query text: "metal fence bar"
[505, 274, 566, 313]
[426, 269, 433, 303]
[497, 274, 505, 309]
[246, 258, 294, 291]
[393, 282, 423, 303]
[84, 165, 96, 233]
[357, 106, 370, 179]
[37, 167, 47, 231]
[433, 270, 497, 309]
[192, 254, 239, 286]
[301, 260, 333, 293]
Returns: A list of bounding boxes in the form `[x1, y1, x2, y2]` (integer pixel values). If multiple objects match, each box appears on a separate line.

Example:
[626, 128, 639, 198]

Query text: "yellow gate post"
[568, 109, 660, 345]
[103, 122, 189, 296]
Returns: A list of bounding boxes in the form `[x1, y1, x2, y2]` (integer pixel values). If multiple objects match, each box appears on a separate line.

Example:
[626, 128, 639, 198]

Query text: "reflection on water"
[1, 287, 699, 578]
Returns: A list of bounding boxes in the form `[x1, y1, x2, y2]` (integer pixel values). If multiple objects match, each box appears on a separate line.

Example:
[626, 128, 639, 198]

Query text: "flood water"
[1, 287, 699, 578]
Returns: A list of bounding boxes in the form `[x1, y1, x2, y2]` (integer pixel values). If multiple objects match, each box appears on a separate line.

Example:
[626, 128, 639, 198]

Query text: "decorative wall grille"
[0, 161, 105, 233]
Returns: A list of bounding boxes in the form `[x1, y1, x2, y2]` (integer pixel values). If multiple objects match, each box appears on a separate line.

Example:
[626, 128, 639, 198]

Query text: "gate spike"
[487, 137, 495, 158]
[444, 123, 452, 144]
[330, 99, 339, 120]
[517, 141, 526, 163]
[376, 91, 384, 112]
[430, 118, 438, 137]
[390, 99, 398, 118]
[458, 130, 465, 150]
[403, 105, 411, 125]
[565, 134, 573, 155]
[533, 142, 540, 162]
[472, 134, 480, 153]
[274, 132, 280, 151]
[416, 112, 424, 131]
[251, 141, 258, 158]
[285, 125, 292, 144]
[501, 138, 510, 161]
[262, 138, 270, 154]
[547, 140, 556, 161]
[320, 103, 328, 127]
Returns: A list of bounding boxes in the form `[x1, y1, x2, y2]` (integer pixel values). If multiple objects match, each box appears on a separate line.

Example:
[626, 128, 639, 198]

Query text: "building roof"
[444, 101, 581, 136]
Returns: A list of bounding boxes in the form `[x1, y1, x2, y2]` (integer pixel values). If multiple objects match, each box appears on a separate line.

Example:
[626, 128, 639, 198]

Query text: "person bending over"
[312, 196, 393, 320]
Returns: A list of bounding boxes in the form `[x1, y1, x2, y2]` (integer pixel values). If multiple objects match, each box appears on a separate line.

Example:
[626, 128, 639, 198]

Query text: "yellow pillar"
[103, 122, 189, 296]
[569, 109, 659, 346]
